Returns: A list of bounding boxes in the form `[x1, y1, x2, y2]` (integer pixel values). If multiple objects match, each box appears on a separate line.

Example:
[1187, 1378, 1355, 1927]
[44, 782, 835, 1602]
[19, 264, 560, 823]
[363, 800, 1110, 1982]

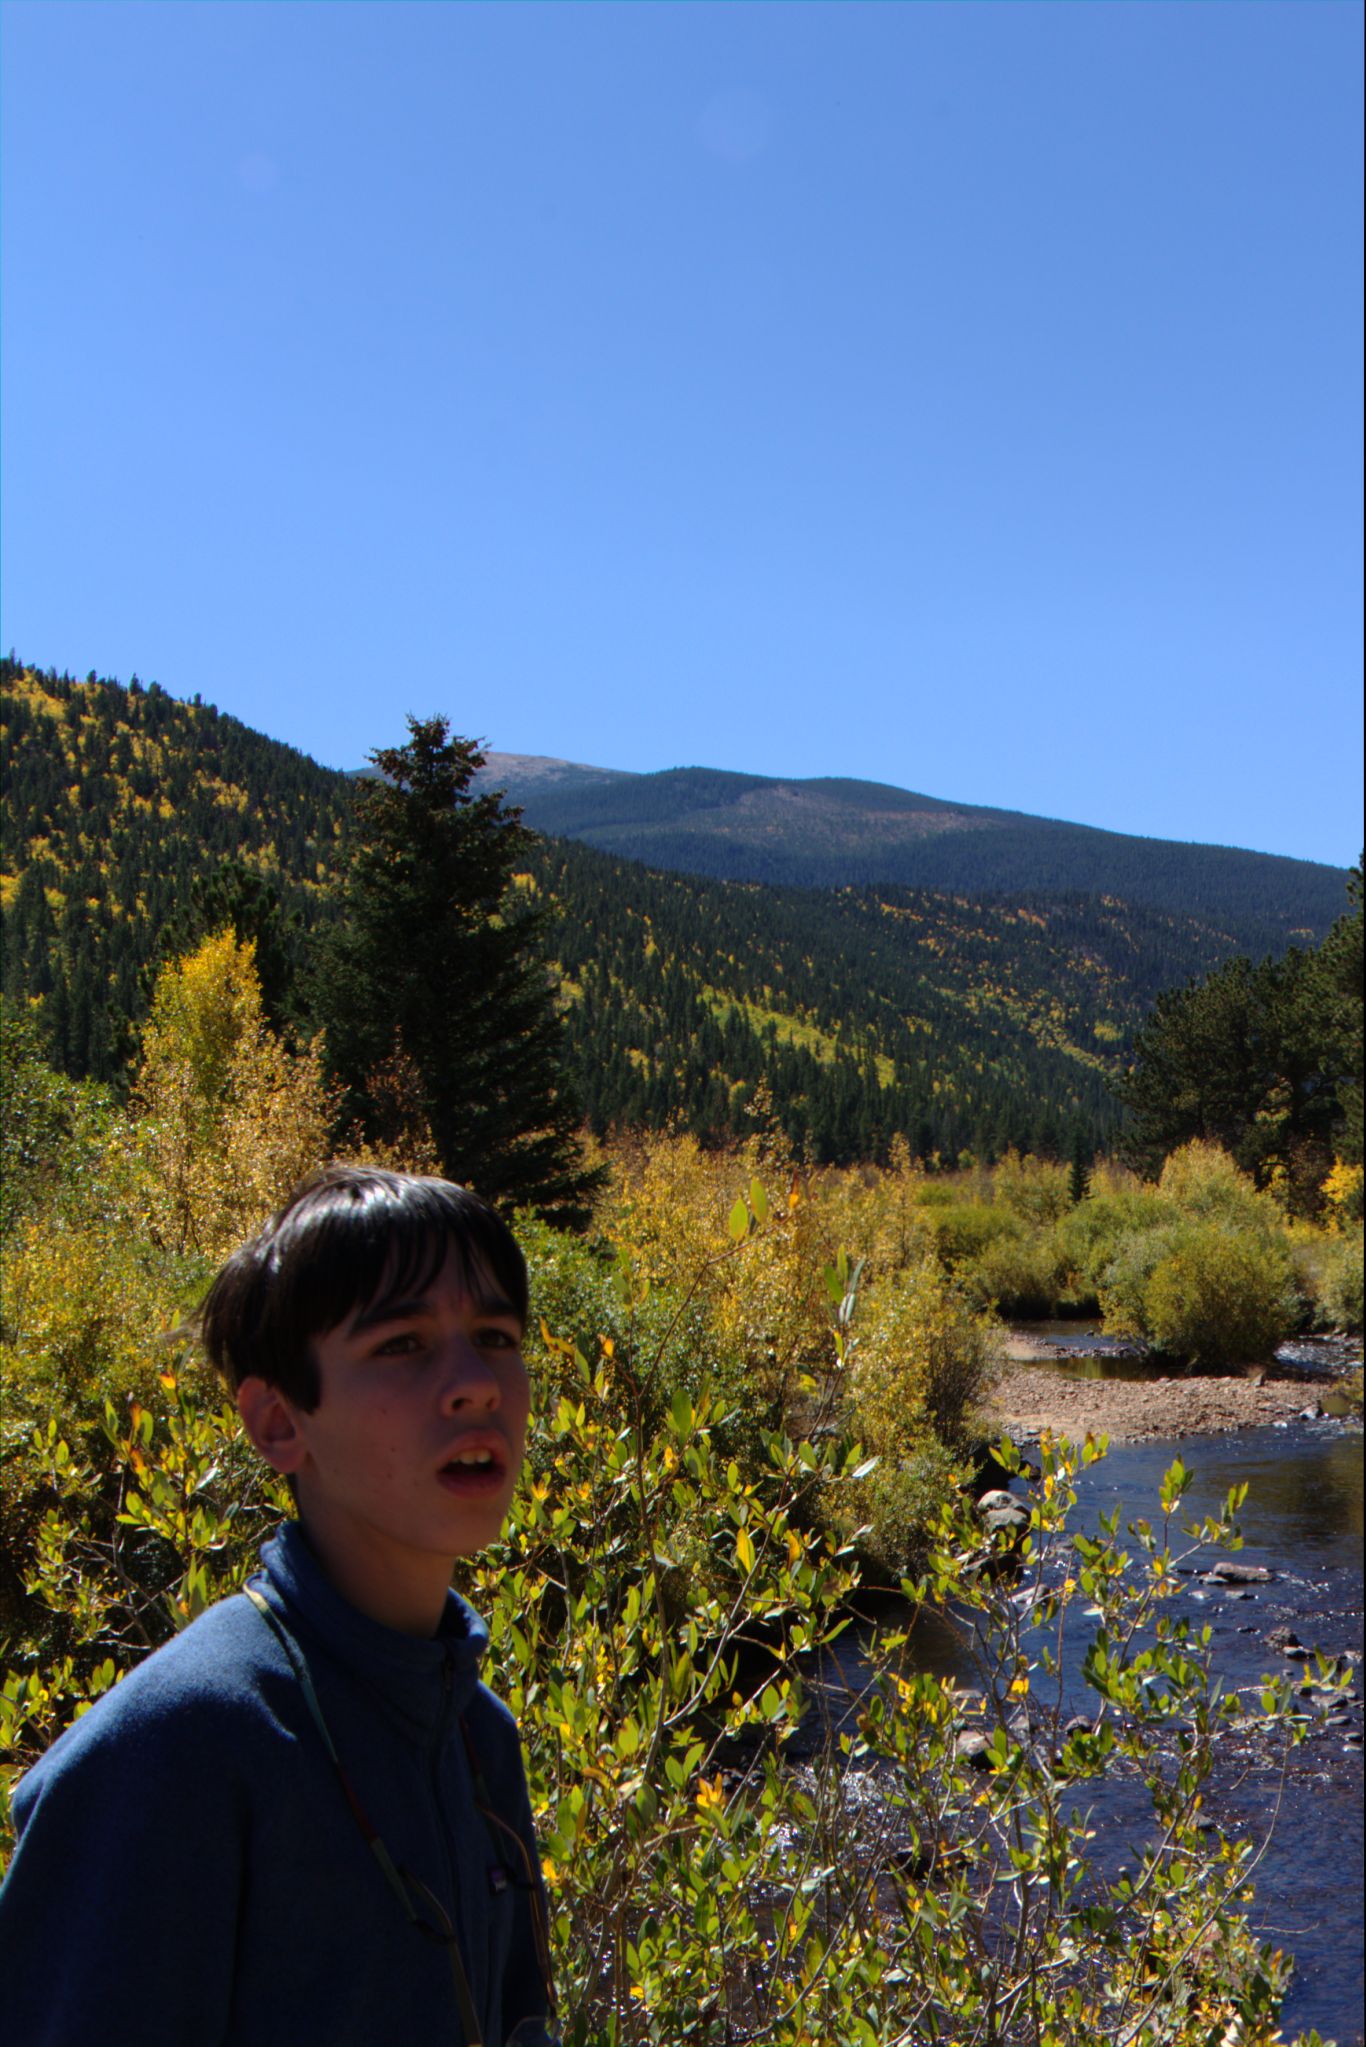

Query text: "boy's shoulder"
[13, 1589, 294, 1822]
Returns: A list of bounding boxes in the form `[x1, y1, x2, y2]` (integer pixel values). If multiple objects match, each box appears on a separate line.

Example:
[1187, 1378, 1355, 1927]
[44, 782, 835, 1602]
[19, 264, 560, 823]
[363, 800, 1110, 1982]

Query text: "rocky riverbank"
[988, 1342, 1359, 1444]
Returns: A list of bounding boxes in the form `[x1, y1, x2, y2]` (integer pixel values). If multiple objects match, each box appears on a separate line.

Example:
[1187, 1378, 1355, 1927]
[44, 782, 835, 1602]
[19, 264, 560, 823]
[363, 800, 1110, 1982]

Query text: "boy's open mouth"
[436, 1443, 507, 1494]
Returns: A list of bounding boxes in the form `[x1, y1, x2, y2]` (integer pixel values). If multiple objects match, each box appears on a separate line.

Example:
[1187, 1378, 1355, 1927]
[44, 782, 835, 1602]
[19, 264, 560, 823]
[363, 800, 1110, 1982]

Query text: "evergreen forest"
[2, 658, 1314, 1168]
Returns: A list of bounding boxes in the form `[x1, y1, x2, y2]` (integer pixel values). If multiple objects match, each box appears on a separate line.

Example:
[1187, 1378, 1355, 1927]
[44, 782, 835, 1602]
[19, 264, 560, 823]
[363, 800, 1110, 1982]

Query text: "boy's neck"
[295, 1498, 456, 1637]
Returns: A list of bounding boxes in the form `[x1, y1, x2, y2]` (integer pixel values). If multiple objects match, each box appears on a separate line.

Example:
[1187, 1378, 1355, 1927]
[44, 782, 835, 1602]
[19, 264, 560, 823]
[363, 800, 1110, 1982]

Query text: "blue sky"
[2, 2, 1361, 868]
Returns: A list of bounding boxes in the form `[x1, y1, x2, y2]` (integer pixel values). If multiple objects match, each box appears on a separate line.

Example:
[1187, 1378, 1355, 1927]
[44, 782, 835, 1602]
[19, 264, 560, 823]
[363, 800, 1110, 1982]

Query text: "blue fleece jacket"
[1, 1523, 554, 2047]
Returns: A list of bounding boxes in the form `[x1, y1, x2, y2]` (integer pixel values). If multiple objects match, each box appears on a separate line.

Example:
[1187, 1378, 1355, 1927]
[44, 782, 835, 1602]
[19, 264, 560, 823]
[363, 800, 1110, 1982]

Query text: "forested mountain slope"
[478, 753, 1345, 952]
[1, 663, 351, 1074]
[2, 660, 1338, 1161]
[530, 841, 1264, 1160]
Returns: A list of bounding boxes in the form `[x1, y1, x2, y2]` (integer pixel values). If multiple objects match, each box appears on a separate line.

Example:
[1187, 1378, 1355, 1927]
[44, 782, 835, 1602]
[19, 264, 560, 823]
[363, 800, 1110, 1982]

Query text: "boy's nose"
[439, 1334, 501, 1408]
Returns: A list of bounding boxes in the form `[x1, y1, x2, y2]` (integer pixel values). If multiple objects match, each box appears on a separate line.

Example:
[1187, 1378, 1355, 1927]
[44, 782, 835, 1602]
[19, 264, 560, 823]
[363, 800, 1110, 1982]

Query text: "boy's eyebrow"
[346, 1293, 523, 1336]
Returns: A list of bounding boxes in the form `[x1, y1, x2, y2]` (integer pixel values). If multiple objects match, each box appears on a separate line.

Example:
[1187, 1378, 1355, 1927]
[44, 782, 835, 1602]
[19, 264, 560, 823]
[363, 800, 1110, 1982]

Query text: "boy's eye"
[475, 1326, 519, 1351]
[373, 1331, 423, 1357]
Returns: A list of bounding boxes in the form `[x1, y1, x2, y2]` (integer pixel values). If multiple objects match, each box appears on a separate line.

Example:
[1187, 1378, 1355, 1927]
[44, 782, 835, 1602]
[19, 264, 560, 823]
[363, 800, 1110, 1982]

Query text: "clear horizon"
[2, 2, 1361, 868]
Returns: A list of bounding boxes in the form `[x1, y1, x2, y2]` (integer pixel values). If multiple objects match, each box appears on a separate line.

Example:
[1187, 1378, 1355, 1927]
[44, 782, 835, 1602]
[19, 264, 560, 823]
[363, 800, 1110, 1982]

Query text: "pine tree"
[1068, 1128, 1091, 1206]
[315, 717, 598, 1223]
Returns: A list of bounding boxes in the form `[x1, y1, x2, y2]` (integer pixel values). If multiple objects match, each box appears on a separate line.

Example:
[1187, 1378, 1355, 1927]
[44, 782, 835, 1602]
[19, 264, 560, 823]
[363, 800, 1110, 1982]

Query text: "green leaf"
[749, 1176, 769, 1224]
[727, 1196, 749, 1241]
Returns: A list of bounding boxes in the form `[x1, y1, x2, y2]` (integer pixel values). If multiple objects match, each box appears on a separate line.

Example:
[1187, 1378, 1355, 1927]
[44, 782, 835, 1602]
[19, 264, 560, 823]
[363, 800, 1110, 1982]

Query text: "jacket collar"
[254, 1520, 489, 1731]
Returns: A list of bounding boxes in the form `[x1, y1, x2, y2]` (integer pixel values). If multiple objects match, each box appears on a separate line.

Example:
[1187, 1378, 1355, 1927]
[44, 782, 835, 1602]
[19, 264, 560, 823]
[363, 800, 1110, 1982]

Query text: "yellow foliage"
[0, 1218, 181, 1413]
[604, 1133, 833, 1403]
[1322, 1158, 1364, 1228]
[132, 930, 337, 1258]
[139, 928, 263, 1112]
[851, 1262, 998, 1458]
[1157, 1140, 1279, 1228]
[992, 1149, 1071, 1225]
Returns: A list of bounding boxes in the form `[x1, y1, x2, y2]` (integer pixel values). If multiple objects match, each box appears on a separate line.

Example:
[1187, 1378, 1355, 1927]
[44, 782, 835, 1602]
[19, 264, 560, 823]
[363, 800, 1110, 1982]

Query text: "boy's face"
[239, 1243, 530, 1632]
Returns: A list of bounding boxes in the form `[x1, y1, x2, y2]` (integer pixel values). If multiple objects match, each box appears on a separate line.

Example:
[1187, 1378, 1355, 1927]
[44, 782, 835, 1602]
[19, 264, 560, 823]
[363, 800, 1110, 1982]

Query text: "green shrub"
[517, 1215, 753, 1434]
[992, 1149, 1072, 1225]
[922, 1199, 1024, 1270]
[1054, 1187, 1170, 1303]
[853, 1435, 961, 1578]
[1096, 1221, 1186, 1338]
[849, 1261, 997, 1460]
[1298, 1226, 1365, 1334]
[1141, 1225, 1299, 1367]
[0, 1216, 209, 1424]
[958, 1227, 1071, 1318]
[1158, 1139, 1282, 1230]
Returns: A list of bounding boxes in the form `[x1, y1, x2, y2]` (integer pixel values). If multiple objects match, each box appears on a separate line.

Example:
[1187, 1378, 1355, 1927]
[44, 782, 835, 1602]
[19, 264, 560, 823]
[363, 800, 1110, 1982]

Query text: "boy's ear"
[237, 1377, 309, 1476]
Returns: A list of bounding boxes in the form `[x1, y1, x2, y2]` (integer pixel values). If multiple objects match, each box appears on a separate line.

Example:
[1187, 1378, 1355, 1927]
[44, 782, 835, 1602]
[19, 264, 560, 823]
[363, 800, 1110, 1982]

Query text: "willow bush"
[901, 1142, 1361, 1349]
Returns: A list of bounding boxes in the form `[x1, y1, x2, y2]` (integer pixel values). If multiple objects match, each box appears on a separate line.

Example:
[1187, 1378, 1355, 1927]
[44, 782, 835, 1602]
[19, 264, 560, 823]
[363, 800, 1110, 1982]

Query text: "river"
[816, 1406, 1363, 2043]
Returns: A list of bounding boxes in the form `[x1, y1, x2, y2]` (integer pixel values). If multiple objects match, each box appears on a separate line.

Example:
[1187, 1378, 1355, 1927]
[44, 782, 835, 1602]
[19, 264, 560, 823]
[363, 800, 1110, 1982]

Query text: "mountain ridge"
[3, 658, 1353, 1160]
[472, 752, 1346, 949]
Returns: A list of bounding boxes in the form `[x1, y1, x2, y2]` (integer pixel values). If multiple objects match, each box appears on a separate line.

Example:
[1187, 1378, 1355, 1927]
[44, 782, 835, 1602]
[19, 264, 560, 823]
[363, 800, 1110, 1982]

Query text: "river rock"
[984, 1504, 1030, 1537]
[1205, 1563, 1274, 1585]
[975, 1490, 1018, 1515]
[955, 1732, 993, 1769]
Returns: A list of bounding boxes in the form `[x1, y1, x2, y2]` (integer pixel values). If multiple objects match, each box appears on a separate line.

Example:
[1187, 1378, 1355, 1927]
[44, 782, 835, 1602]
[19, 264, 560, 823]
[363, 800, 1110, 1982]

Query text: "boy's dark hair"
[198, 1164, 529, 1410]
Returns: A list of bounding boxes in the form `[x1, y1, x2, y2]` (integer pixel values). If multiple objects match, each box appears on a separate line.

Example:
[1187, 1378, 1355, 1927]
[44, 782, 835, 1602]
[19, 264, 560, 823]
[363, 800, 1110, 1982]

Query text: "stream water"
[816, 1409, 1363, 2042]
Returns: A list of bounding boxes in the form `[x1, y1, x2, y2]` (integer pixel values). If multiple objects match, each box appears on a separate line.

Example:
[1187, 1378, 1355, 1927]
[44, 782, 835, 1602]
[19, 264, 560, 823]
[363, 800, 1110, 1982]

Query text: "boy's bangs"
[276, 1176, 529, 1342]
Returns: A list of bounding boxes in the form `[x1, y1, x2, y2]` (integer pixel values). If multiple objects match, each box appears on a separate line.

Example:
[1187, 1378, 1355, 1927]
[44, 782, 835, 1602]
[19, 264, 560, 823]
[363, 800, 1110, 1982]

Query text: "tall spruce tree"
[316, 717, 597, 1223]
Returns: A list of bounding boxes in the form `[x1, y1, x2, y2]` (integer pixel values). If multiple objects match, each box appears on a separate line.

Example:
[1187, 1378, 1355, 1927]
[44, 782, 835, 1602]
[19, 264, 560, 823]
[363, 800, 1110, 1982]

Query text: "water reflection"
[1083, 1427, 1364, 1550]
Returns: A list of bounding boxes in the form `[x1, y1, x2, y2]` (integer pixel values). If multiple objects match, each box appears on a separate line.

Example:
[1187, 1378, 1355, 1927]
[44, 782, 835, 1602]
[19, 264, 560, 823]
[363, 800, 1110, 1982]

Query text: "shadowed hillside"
[477, 754, 1345, 951]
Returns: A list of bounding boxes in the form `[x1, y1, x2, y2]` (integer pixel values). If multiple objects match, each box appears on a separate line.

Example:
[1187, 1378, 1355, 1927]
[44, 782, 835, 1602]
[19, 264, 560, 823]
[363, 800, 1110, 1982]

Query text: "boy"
[1, 1166, 558, 2047]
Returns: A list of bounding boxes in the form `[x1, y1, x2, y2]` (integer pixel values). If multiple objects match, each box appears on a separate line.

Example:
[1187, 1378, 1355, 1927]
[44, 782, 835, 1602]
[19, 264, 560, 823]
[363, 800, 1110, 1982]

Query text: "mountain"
[527, 838, 1260, 1163]
[476, 754, 1346, 955]
[1, 663, 352, 1077]
[3, 660, 1351, 1163]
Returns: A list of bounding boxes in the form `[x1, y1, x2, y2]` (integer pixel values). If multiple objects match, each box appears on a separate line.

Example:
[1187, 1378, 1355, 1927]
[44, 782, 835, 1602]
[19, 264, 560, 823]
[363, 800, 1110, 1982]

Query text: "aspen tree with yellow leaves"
[132, 930, 335, 1259]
